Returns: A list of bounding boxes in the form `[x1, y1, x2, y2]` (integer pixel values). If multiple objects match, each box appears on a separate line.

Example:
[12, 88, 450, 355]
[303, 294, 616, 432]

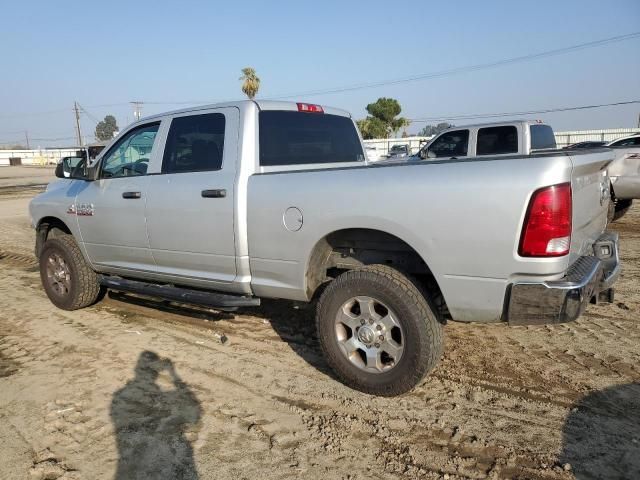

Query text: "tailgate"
[568, 149, 614, 264]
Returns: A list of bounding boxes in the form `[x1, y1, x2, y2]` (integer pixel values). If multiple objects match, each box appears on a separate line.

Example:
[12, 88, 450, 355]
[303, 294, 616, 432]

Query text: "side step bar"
[98, 275, 260, 310]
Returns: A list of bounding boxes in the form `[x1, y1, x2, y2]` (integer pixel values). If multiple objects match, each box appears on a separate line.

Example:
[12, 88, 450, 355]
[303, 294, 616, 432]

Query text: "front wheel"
[39, 235, 103, 310]
[316, 265, 443, 396]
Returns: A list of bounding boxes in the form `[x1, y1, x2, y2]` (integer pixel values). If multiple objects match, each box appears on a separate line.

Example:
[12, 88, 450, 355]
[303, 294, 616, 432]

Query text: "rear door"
[474, 125, 520, 157]
[144, 107, 239, 285]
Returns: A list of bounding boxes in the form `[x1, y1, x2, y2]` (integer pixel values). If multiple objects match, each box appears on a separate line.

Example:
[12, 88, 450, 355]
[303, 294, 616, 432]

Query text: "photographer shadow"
[110, 351, 202, 480]
[559, 382, 640, 480]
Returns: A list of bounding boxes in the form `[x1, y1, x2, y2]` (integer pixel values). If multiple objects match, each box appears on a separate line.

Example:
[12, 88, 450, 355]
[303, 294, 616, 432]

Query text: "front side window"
[259, 111, 364, 166]
[428, 130, 469, 158]
[476, 126, 518, 155]
[101, 123, 159, 178]
[162, 113, 226, 174]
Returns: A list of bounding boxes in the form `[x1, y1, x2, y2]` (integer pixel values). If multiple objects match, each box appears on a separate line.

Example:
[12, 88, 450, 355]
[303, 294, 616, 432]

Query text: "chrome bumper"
[506, 231, 621, 325]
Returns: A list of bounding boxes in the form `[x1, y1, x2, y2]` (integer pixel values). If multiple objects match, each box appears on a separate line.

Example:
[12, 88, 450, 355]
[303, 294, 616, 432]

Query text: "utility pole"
[24, 130, 30, 149]
[73, 101, 83, 147]
[131, 101, 143, 121]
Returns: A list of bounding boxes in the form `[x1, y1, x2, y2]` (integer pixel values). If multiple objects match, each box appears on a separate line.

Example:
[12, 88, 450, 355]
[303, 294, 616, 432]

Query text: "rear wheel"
[316, 264, 443, 396]
[39, 235, 103, 310]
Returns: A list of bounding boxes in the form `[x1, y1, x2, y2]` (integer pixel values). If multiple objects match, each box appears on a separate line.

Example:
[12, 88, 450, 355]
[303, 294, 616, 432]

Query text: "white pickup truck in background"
[410, 121, 639, 221]
[409, 119, 557, 160]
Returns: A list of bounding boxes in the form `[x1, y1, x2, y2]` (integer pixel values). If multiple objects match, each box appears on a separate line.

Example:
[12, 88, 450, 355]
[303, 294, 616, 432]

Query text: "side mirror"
[55, 157, 92, 180]
[55, 162, 65, 178]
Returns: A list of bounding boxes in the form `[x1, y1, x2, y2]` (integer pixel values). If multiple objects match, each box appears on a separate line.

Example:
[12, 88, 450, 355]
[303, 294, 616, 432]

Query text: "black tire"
[612, 199, 632, 222]
[316, 264, 443, 396]
[39, 235, 103, 310]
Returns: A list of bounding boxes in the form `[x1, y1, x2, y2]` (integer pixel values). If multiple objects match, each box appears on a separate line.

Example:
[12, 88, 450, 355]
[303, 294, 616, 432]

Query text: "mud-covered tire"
[611, 199, 632, 222]
[39, 235, 102, 310]
[316, 264, 443, 396]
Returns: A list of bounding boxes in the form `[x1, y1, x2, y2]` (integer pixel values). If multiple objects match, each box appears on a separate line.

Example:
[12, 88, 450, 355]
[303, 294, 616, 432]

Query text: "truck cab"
[416, 120, 557, 160]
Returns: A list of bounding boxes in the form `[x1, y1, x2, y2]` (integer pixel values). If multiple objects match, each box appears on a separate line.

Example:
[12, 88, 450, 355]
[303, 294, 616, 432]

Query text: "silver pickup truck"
[411, 120, 557, 161]
[30, 100, 621, 396]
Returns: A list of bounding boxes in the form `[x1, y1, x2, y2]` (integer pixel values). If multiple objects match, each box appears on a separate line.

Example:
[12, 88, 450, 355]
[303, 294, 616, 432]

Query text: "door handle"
[201, 189, 226, 198]
[122, 191, 142, 199]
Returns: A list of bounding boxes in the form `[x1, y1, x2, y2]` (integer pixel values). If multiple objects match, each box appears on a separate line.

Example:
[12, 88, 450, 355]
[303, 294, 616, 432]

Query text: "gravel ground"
[0, 169, 638, 480]
[0, 165, 55, 188]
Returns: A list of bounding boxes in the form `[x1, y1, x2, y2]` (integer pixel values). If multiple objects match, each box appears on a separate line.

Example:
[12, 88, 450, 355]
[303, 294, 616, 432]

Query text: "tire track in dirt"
[1, 263, 577, 479]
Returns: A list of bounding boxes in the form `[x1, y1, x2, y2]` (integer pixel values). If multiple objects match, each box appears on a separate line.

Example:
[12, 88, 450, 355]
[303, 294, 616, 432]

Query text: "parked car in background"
[387, 144, 410, 158]
[564, 141, 607, 149]
[608, 133, 640, 147]
[606, 133, 640, 221]
[405, 120, 557, 160]
[30, 101, 620, 396]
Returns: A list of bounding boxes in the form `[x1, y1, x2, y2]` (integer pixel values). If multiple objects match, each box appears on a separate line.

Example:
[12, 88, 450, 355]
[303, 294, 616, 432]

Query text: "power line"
[408, 100, 640, 123]
[78, 103, 101, 124]
[2, 31, 638, 120]
[264, 31, 640, 99]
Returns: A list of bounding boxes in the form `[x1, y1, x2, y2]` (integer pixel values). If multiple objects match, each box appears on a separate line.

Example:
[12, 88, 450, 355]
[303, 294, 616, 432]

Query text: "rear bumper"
[505, 231, 620, 325]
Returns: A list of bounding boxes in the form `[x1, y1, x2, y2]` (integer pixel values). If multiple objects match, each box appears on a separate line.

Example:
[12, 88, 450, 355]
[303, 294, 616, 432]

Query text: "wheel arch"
[304, 227, 449, 321]
[35, 216, 73, 257]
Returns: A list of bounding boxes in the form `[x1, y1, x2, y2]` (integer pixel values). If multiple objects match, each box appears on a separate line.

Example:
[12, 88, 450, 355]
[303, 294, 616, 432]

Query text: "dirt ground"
[0, 167, 638, 480]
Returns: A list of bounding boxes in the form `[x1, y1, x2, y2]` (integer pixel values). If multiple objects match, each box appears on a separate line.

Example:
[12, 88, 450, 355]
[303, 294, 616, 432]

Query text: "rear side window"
[428, 129, 469, 157]
[476, 126, 518, 155]
[162, 113, 225, 174]
[530, 124, 556, 150]
[259, 111, 364, 166]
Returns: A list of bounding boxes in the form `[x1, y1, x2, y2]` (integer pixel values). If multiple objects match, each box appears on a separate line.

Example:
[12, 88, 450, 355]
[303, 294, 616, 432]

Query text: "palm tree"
[239, 67, 260, 99]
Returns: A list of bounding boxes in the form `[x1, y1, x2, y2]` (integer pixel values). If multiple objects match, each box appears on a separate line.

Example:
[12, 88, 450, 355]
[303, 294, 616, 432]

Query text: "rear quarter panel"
[247, 153, 591, 322]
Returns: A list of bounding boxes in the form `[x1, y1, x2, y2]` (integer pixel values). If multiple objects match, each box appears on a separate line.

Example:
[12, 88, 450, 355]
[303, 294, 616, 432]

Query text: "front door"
[76, 122, 162, 272]
[427, 129, 470, 159]
[144, 108, 238, 285]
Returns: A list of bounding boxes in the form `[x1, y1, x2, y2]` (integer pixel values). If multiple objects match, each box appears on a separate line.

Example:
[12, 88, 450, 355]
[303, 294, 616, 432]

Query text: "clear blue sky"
[1, 0, 639, 147]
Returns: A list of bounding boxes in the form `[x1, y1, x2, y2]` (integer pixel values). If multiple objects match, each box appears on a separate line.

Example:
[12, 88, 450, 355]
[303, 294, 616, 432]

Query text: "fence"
[363, 136, 432, 156]
[364, 128, 640, 155]
[0, 148, 79, 166]
[553, 128, 639, 148]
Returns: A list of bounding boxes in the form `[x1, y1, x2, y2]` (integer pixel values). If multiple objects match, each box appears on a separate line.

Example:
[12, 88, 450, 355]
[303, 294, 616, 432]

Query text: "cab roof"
[140, 100, 352, 123]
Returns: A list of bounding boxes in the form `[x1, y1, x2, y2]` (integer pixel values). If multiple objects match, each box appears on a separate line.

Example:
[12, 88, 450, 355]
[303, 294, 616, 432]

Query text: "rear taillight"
[519, 183, 572, 257]
[297, 102, 324, 113]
